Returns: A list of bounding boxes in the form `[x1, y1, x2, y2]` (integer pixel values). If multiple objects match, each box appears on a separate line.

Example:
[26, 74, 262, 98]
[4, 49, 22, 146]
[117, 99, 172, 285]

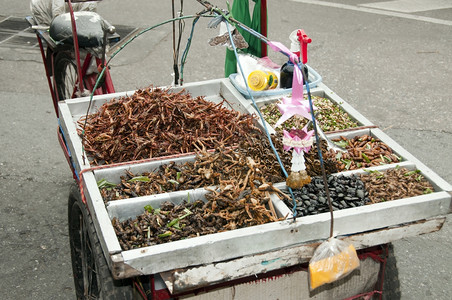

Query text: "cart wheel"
[68, 184, 133, 299]
[382, 243, 401, 299]
[54, 52, 78, 100]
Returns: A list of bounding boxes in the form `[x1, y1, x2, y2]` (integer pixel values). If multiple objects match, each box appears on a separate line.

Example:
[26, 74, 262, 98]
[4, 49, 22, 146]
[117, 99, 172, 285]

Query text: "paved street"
[0, 0, 451, 299]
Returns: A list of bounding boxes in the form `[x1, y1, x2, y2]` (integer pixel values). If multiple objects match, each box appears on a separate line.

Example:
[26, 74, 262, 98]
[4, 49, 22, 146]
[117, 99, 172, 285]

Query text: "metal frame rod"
[67, 0, 85, 97]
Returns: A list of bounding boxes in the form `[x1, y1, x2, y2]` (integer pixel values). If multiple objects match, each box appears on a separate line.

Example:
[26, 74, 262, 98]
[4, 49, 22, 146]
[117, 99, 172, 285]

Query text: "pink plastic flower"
[282, 126, 314, 154]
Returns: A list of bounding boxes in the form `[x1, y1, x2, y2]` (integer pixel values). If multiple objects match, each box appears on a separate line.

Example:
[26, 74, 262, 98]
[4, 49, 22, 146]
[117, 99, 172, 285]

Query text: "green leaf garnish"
[97, 179, 117, 189]
[158, 231, 172, 238]
[424, 188, 433, 194]
[144, 205, 154, 213]
[167, 218, 180, 228]
[404, 170, 420, 176]
[128, 176, 151, 183]
[342, 159, 352, 170]
[333, 140, 348, 148]
[361, 152, 371, 163]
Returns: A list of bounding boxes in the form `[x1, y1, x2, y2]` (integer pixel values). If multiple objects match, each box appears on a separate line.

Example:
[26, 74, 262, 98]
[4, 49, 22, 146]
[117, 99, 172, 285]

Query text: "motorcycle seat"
[49, 11, 108, 48]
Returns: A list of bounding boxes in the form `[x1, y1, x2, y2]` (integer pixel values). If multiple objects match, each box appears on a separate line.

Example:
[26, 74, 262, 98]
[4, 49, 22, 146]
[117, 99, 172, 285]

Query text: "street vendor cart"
[29, 0, 452, 299]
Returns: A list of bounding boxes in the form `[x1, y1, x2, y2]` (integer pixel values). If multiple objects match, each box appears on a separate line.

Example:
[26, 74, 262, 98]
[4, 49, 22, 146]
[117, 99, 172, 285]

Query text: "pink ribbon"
[274, 96, 313, 128]
[269, 40, 313, 128]
[268, 41, 304, 101]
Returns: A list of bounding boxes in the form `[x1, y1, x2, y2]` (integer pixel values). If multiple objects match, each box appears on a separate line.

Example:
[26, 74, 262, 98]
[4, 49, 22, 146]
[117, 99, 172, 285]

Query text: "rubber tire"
[54, 52, 78, 100]
[68, 184, 134, 299]
[382, 243, 401, 299]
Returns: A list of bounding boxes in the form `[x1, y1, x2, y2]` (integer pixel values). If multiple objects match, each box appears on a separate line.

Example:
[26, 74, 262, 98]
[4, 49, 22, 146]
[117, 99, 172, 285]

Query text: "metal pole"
[260, 0, 267, 57]
[67, 0, 85, 98]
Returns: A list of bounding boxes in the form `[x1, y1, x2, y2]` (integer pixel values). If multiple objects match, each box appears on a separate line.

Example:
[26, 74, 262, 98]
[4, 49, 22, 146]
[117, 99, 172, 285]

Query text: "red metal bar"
[81, 52, 93, 79]
[376, 244, 390, 300]
[57, 128, 77, 180]
[260, 0, 267, 57]
[67, 0, 85, 97]
[84, 74, 105, 95]
[93, 56, 115, 94]
[133, 280, 148, 299]
[102, 65, 115, 94]
[343, 290, 382, 300]
[150, 275, 172, 300]
[51, 52, 62, 103]
[78, 53, 116, 96]
[36, 35, 59, 115]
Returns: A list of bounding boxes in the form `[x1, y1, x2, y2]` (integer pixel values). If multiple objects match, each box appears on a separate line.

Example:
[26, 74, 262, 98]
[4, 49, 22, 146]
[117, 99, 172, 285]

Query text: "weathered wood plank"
[161, 217, 445, 294]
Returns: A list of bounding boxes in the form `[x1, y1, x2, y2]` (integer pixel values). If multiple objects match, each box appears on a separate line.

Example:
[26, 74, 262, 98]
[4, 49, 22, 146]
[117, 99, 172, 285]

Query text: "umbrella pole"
[260, 0, 267, 57]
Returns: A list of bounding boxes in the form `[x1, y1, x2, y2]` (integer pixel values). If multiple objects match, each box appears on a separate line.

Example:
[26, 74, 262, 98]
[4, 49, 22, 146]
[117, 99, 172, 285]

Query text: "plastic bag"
[30, 0, 97, 26]
[309, 237, 360, 290]
[234, 53, 280, 90]
[208, 22, 248, 50]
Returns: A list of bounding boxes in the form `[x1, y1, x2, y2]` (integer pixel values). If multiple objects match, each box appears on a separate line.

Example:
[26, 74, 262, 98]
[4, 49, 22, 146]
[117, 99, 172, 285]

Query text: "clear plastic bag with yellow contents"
[309, 237, 360, 290]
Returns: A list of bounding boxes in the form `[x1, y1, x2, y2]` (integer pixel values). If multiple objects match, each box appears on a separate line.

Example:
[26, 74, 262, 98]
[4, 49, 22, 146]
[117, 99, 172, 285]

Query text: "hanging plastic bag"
[208, 24, 249, 50]
[309, 237, 360, 290]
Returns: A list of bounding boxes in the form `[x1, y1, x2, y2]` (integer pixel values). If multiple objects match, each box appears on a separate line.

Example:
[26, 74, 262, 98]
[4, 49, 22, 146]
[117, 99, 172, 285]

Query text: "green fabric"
[224, 0, 264, 77]
[249, 0, 262, 55]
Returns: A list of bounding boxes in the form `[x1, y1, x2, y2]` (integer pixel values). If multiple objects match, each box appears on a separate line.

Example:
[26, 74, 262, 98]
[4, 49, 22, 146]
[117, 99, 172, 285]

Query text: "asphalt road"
[0, 1, 451, 299]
